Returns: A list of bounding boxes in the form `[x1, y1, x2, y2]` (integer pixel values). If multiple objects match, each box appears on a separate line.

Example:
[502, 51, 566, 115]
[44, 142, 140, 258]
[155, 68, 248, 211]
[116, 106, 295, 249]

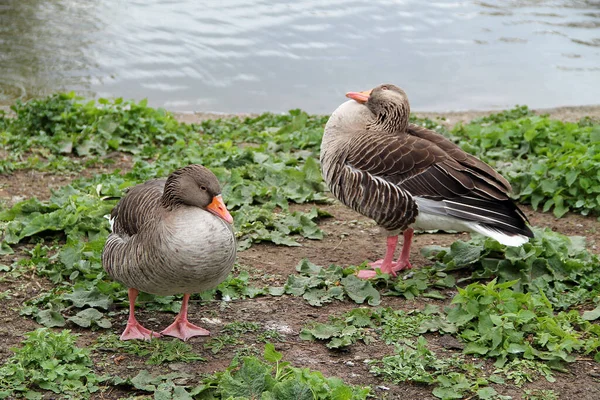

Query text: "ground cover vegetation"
[0, 93, 599, 399]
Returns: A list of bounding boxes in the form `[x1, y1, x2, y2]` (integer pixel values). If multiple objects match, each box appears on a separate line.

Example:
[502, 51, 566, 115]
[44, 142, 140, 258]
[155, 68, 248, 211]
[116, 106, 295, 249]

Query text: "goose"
[102, 164, 236, 341]
[320, 84, 533, 279]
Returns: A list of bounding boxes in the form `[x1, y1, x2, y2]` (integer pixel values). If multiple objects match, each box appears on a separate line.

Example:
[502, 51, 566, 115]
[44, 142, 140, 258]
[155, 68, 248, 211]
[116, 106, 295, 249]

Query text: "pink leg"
[160, 294, 210, 341]
[395, 228, 414, 271]
[357, 235, 399, 279]
[120, 288, 162, 341]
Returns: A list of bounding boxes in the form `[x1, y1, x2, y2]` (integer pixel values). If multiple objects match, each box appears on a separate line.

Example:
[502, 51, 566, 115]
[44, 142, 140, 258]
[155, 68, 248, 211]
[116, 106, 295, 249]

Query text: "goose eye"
[381, 86, 388, 91]
[200, 186, 207, 191]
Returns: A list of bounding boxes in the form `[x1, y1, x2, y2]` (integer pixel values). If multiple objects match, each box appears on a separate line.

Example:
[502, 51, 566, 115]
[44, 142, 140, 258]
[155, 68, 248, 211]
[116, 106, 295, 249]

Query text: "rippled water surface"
[0, 0, 598, 113]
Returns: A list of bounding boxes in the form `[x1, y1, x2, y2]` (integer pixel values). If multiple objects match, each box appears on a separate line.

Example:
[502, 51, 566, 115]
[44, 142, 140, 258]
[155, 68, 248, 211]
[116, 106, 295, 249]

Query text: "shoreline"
[172, 104, 600, 126]
[3, 103, 599, 126]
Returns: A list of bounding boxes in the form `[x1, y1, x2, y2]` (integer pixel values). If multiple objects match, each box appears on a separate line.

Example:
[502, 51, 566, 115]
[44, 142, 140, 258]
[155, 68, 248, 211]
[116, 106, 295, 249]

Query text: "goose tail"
[414, 197, 533, 247]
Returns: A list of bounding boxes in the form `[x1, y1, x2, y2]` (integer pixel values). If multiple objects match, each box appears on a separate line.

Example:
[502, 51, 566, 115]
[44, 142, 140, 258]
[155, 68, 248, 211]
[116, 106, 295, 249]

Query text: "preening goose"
[320, 84, 533, 279]
[102, 164, 236, 340]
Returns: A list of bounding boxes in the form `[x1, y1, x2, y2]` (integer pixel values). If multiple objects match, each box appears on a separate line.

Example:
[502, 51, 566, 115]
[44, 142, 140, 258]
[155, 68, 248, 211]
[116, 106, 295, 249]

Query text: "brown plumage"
[320, 84, 533, 279]
[102, 164, 236, 340]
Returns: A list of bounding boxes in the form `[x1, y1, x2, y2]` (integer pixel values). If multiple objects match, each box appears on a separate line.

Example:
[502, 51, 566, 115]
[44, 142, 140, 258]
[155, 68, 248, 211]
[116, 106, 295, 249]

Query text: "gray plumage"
[321, 84, 533, 246]
[102, 164, 236, 296]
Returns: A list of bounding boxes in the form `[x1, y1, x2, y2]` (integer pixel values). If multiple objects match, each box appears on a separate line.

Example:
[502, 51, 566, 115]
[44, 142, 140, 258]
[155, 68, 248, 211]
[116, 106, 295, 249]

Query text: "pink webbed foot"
[121, 287, 162, 341]
[368, 259, 413, 271]
[160, 318, 210, 341]
[120, 321, 162, 341]
[357, 269, 379, 279]
[160, 293, 209, 341]
[356, 229, 415, 280]
[358, 259, 412, 279]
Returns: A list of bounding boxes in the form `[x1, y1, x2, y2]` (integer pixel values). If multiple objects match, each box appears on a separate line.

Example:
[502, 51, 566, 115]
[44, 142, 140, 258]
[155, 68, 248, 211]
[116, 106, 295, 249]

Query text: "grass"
[1, 94, 600, 399]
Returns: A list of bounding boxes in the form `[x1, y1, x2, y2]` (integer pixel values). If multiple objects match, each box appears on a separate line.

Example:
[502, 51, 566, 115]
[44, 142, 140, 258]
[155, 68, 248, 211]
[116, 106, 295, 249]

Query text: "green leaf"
[268, 286, 285, 296]
[341, 275, 381, 306]
[172, 386, 194, 400]
[272, 380, 312, 400]
[310, 323, 341, 340]
[284, 275, 309, 296]
[68, 308, 111, 328]
[432, 385, 464, 399]
[506, 343, 528, 354]
[219, 357, 271, 398]
[463, 342, 489, 355]
[131, 370, 157, 391]
[36, 309, 66, 327]
[263, 343, 282, 363]
[447, 241, 483, 266]
[476, 387, 498, 399]
[582, 305, 600, 321]
[63, 287, 112, 309]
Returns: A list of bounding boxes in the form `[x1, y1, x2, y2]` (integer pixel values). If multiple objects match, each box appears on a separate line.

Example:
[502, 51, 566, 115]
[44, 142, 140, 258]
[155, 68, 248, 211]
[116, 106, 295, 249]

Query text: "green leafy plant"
[114, 344, 371, 399]
[204, 321, 262, 355]
[524, 389, 559, 400]
[425, 228, 600, 310]
[109, 370, 201, 399]
[370, 336, 507, 400]
[0, 92, 195, 173]
[300, 308, 379, 349]
[280, 259, 381, 306]
[494, 359, 555, 386]
[300, 307, 441, 349]
[199, 270, 268, 301]
[93, 334, 205, 365]
[450, 107, 600, 217]
[205, 343, 372, 399]
[382, 265, 456, 300]
[0, 328, 103, 399]
[444, 279, 600, 366]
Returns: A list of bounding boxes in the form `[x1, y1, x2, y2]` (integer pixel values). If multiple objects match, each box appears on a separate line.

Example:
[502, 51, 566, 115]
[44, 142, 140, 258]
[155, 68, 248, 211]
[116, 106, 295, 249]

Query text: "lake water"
[0, 0, 599, 114]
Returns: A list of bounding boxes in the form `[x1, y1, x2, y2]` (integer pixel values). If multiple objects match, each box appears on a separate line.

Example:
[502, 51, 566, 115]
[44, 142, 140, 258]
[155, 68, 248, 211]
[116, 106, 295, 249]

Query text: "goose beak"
[207, 195, 234, 224]
[345, 90, 372, 104]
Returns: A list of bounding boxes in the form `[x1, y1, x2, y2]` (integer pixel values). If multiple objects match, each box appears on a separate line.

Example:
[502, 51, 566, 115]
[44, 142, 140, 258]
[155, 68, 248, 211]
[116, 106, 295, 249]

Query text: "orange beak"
[345, 89, 372, 104]
[207, 195, 234, 224]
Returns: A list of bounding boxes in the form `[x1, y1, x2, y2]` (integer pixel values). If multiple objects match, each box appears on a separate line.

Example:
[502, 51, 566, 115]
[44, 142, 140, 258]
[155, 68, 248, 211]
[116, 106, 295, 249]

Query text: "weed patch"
[0, 328, 103, 399]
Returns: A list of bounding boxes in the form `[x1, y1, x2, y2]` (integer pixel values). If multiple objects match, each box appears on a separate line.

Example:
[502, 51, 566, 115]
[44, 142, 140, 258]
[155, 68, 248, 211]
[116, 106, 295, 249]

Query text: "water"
[0, 0, 598, 114]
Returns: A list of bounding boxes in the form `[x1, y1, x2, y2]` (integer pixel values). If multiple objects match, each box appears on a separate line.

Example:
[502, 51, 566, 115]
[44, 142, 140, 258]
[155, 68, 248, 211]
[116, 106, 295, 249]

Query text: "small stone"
[201, 317, 222, 325]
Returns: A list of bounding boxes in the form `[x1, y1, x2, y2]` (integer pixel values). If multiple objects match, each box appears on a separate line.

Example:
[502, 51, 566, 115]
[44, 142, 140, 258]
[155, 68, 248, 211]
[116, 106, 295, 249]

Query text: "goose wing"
[347, 125, 512, 201]
[109, 179, 166, 236]
[344, 126, 531, 236]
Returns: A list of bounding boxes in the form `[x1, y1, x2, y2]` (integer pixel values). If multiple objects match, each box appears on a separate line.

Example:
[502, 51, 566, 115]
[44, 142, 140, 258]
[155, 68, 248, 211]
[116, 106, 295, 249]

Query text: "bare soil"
[1, 107, 600, 399]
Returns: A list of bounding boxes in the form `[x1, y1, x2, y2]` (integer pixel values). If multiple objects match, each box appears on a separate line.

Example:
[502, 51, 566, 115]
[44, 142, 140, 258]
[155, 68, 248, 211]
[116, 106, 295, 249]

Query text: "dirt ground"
[1, 106, 600, 399]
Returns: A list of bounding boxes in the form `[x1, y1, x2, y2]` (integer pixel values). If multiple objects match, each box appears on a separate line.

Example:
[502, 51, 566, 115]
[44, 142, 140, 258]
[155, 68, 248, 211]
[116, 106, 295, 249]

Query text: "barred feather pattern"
[321, 145, 418, 231]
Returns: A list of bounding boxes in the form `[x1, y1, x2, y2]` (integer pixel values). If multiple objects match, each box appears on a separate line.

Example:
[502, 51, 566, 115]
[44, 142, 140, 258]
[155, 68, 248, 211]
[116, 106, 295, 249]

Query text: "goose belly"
[127, 211, 236, 296]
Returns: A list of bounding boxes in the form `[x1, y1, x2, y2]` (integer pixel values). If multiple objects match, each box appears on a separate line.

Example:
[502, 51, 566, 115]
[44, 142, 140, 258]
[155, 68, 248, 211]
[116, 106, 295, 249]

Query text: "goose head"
[162, 164, 233, 224]
[346, 84, 410, 133]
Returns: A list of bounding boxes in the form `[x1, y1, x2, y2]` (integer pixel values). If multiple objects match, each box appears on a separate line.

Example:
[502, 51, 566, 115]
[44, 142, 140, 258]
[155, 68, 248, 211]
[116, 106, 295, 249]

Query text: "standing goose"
[102, 164, 236, 341]
[320, 84, 533, 279]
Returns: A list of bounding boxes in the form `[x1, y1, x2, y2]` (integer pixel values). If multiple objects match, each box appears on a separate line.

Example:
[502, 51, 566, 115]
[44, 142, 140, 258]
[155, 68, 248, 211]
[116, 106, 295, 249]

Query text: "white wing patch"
[413, 197, 529, 247]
